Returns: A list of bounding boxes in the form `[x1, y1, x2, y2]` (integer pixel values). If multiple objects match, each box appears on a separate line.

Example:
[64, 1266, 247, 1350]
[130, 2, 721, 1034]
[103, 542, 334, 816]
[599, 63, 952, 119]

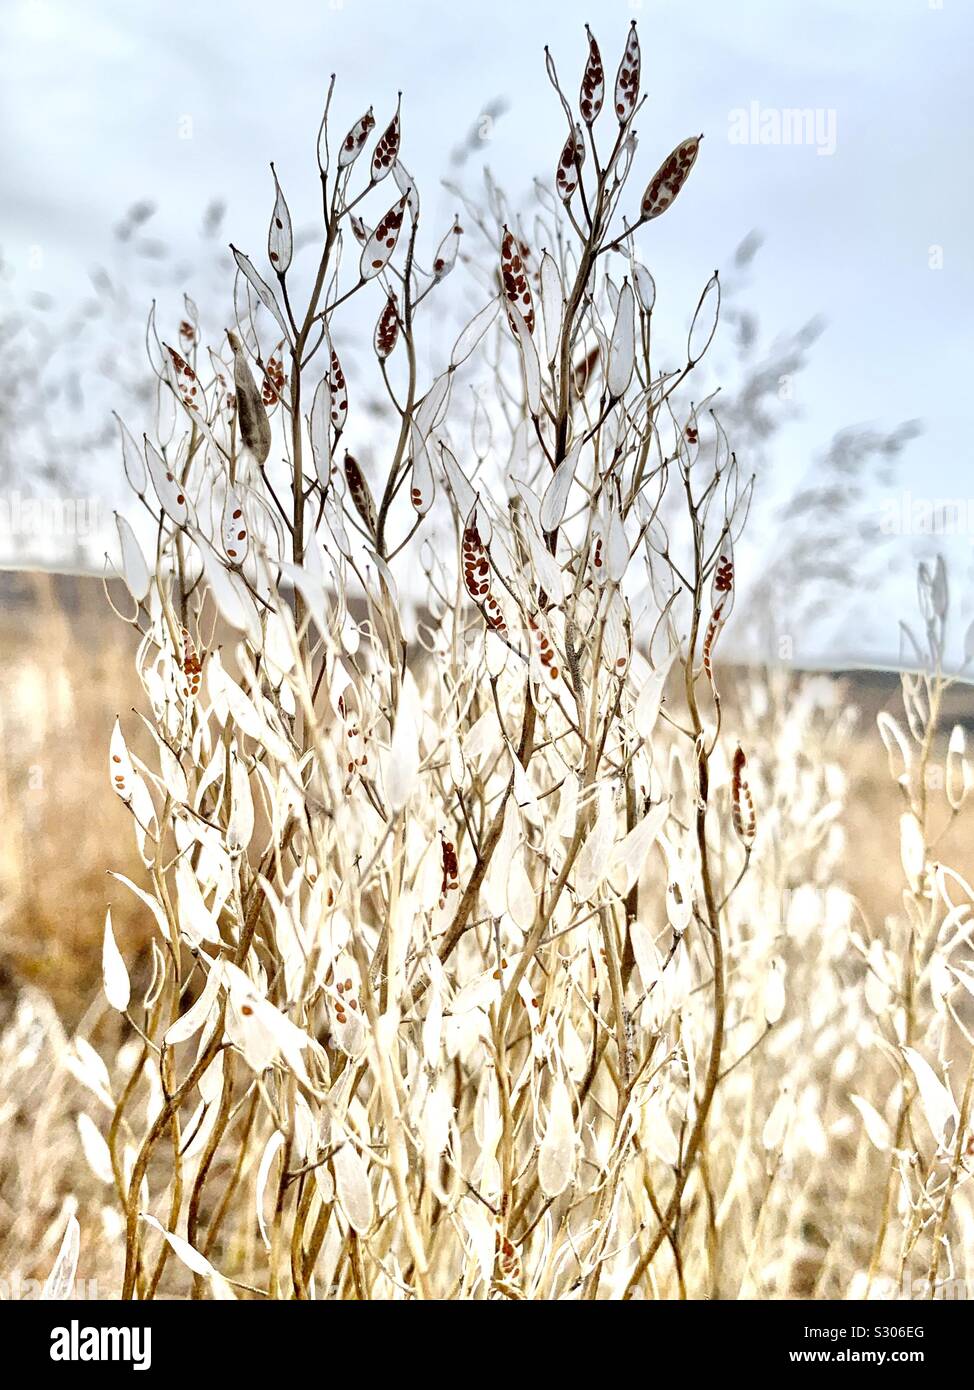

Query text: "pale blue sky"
[1, 0, 971, 663]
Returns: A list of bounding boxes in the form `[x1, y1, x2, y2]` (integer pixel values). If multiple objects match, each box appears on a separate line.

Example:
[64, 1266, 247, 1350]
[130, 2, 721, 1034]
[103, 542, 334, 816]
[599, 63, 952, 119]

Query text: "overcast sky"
[1, 0, 971, 665]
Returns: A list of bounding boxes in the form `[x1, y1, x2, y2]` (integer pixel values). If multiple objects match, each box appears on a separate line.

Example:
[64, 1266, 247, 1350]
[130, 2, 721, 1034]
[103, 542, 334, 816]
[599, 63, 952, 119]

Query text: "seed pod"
[267, 163, 293, 273]
[360, 195, 407, 280]
[338, 107, 375, 168]
[227, 331, 271, 465]
[102, 909, 130, 1014]
[408, 422, 435, 516]
[688, 271, 720, 365]
[343, 452, 377, 536]
[221, 488, 249, 564]
[373, 294, 400, 360]
[371, 99, 401, 183]
[432, 217, 462, 280]
[538, 1074, 576, 1197]
[462, 501, 506, 635]
[579, 26, 604, 124]
[632, 260, 656, 314]
[392, 159, 419, 221]
[144, 437, 192, 528]
[640, 135, 702, 221]
[527, 612, 560, 688]
[327, 343, 348, 433]
[539, 250, 565, 364]
[946, 725, 972, 810]
[164, 344, 201, 410]
[731, 745, 756, 845]
[310, 376, 333, 488]
[230, 245, 292, 343]
[607, 279, 635, 399]
[614, 22, 641, 123]
[115, 415, 147, 496]
[763, 958, 785, 1026]
[703, 532, 734, 680]
[500, 226, 534, 335]
[115, 512, 150, 602]
[711, 530, 734, 618]
[461, 506, 491, 602]
[540, 438, 582, 533]
[332, 1142, 373, 1235]
[555, 123, 585, 203]
[262, 344, 286, 406]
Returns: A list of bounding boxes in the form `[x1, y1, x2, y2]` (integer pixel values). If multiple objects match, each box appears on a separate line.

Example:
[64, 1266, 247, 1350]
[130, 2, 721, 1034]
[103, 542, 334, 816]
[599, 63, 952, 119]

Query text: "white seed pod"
[42, 1215, 80, 1301]
[539, 439, 582, 533]
[946, 724, 971, 810]
[901, 1046, 958, 1149]
[849, 1094, 891, 1153]
[115, 513, 150, 602]
[763, 957, 785, 1026]
[266, 164, 293, 274]
[538, 1074, 576, 1198]
[332, 1140, 373, 1234]
[607, 279, 635, 398]
[687, 271, 720, 364]
[102, 909, 130, 1013]
[140, 1215, 233, 1297]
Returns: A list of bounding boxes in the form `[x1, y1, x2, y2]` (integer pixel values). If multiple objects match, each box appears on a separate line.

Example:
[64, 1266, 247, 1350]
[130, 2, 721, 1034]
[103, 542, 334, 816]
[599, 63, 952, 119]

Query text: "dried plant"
[8, 23, 968, 1306]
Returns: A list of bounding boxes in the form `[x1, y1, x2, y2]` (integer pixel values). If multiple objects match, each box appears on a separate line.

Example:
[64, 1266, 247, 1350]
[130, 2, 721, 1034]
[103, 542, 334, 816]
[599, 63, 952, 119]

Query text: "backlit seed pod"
[614, 21, 641, 123]
[360, 195, 407, 280]
[373, 294, 400, 360]
[221, 488, 249, 565]
[338, 107, 375, 168]
[439, 833, 459, 905]
[555, 123, 585, 203]
[688, 272, 720, 364]
[143, 437, 192, 528]
[328, 344, 348, 432]
[392, 159, 419, 221]
[640, 135, 702, 221]
[343, 452, 377, 537]
[500, 227, 534, 336]
[180, 627, 204, 699]
[370, 99, 401, 183]
[227, 331, 271, 465]
[267, 163, 293, 273]
[408, 423, 435, 516]
[527, 613, 560, 687]
[703, 535, 734, 680]
[462, 503, 506, 635]
[262, 345, 286, 406]
[712, 532, 734, 607]
[607, 279, 635, 398]
[164, 344, 201, 411]
[579, 26, 604, 124]
[432, 217, 463, 280]
[732, 745, 756, 845]
[230, 244, 292, 344]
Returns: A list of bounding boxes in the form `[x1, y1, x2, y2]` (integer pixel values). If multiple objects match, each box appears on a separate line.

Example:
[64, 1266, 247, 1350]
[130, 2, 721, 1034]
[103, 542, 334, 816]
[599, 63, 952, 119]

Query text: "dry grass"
[0, 573, 148, 1022]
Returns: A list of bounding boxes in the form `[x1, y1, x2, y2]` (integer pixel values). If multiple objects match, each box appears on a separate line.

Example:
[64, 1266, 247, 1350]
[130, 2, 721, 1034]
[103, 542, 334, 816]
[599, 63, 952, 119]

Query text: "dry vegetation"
[2, 24, 974, 1303]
